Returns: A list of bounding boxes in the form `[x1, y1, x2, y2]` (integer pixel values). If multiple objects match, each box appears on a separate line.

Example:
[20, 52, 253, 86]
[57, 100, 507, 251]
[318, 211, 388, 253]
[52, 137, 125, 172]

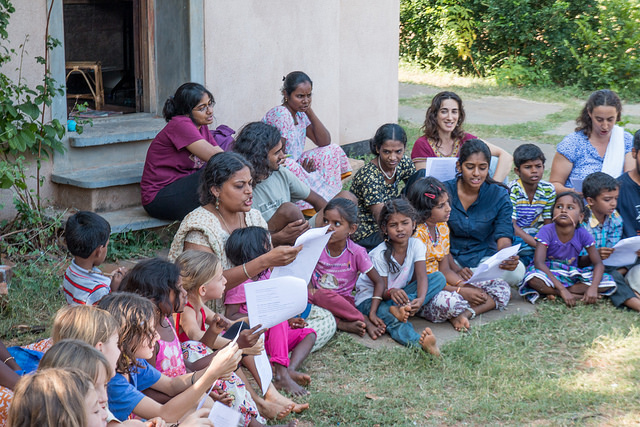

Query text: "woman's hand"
[459, 286, 487, 306]
[500, 255, 520, 271]
[144, 417, 167, 427]
[300, 158, 316, 173]
[206, 314, 230, 335]
[389, 288, 410, 305]
[265, 245, 303, 267]
[175, 408, 214, 427]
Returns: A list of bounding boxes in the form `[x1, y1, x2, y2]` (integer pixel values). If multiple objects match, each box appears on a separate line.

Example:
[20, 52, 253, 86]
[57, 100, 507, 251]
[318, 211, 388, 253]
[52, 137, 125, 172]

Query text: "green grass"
[296, 302, 640, 426]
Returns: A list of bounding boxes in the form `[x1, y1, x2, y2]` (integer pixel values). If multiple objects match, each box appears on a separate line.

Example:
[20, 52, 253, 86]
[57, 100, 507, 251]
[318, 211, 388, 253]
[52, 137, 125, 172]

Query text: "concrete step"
[51, 163, 143, 189]
[100, 206, 173, 234]
[68, 113, 165, 148]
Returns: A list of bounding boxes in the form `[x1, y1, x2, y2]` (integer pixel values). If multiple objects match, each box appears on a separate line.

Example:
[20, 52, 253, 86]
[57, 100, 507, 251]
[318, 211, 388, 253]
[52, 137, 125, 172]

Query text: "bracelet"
[371, 296, 383, 301]
[190, 371, 197, 385]
[384, 289, 391, 299]
[3, 356, 14, 364]
[456, 287, 461, 294]
[454, 279, 463, 286]
[242, 263, 251, 280]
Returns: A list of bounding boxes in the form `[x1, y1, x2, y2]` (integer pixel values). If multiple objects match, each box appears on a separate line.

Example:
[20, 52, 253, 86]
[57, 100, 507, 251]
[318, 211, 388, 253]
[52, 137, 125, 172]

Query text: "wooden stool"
[65, 61, 105, 110]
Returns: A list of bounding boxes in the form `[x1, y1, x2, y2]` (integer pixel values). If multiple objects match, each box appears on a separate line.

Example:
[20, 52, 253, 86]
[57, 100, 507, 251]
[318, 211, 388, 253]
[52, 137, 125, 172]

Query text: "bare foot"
[266, 385, 310, 414]
[255, 398, 294, 420]
[389, 304, 411, 323]
[288, 369, 311, 386]
[336, 319, 366, 336]
[449, 311, 471, 332]
[419, 327, 440, 357]
[273, 373, 309, 397]
[365, 322, 385, 340]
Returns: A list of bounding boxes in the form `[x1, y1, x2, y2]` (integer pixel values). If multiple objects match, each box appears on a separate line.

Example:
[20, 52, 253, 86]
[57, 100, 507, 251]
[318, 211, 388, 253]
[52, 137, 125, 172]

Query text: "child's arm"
[533, 242, 576, 307]
[408, 260, 428, 315]
[224, 303, 245, 321]
[366, 269, 386, 329]
[512, 219, 537, 248]
[584, 245, 604, 304]
[179, 305, 208, 342]
[134, 344, 242, 422]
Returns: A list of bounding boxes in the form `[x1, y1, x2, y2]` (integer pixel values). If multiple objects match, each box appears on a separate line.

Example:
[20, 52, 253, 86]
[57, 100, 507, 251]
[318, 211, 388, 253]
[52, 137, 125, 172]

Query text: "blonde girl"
[7, 367, 105, 427]
[176, 250, 306, 421]
[97, 292, 241, 423]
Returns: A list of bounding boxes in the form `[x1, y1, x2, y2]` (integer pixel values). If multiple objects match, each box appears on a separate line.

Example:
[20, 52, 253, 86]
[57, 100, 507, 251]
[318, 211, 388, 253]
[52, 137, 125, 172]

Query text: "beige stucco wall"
[0, 0, 56, 219]
[204, 0, 399, 148]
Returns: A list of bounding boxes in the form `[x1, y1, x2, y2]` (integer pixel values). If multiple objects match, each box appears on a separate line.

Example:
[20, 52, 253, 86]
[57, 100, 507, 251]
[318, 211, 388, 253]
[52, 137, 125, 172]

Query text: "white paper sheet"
[570, 177, 583, 193]
[253, 349, 273, 396]
[466, 244, 521, 283]
[603, 236, 640, 267]
[207, 401, 241, 427]
[245, 276, 308, 330]
[425, 157, 458, 182]
[271, 225, 333, 284]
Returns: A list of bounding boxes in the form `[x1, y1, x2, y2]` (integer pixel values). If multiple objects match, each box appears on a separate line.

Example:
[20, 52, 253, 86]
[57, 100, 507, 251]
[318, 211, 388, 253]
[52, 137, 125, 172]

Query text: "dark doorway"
[63, 0, 141, 114]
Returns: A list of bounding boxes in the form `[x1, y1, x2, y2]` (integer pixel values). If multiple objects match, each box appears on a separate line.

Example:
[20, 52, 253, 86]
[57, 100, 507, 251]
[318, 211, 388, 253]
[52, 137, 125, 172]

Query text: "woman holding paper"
[410, 91, 512, 182]
[550, 89, 634, 194]
[444, 139, 525, 286]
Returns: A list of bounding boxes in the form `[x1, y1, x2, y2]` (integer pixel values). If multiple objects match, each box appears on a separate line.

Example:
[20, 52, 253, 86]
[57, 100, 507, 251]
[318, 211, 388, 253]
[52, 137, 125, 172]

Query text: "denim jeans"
[356, 271, 446, 347]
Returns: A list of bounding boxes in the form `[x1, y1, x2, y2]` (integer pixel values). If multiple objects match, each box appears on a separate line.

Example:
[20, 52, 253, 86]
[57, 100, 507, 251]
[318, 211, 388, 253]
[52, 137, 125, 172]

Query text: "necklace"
[215, 208, 243, 234]
[377, 160, 397, 180]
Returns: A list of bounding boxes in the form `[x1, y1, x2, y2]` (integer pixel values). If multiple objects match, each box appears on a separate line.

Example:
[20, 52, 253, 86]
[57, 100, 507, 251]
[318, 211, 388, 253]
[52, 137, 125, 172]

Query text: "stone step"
[100, 206, 172, 234]
[68, 113, 165, 148]
[51, 162, 143, 189]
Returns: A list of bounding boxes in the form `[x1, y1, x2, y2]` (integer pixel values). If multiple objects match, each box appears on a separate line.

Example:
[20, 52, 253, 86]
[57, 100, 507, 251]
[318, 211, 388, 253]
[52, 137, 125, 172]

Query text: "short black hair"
[64, 211, 111, 258]
[324, 197, 359, 225]
[513, 143, 546, 168]
[225, 226, 271, 267]
[582, 172, 619, 199]
[119, 258, 182, 317]
[634, 129, 640, 151]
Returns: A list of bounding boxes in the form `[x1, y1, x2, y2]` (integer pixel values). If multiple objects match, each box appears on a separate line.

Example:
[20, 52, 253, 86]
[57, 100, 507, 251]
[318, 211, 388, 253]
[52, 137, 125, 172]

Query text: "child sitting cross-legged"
[519, 191, 617, 306]
[509, 144, 556, 266]
[579, 172, 640, 311]
[62, 211, 127, 305]
[223, 227, 316, 398]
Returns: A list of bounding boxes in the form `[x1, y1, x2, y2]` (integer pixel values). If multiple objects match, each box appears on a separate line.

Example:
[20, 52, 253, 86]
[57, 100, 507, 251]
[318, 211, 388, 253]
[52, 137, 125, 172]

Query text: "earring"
[284, 98, 288, 103]
[215, 198, 219, 210]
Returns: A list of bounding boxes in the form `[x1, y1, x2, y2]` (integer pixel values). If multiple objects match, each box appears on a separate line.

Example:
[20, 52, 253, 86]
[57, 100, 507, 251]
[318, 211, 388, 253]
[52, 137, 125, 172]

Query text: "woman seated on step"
[549, 89, 634, 195]
[141, 82, 234, 221]
[262, 71, 352, 215]
[410, 91, 512, 183]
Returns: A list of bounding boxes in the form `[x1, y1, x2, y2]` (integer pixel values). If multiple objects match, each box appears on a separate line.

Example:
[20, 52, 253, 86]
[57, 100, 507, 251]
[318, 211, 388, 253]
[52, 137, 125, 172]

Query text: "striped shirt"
[509, 179, 556, 231]
[62, 260, 111, 305]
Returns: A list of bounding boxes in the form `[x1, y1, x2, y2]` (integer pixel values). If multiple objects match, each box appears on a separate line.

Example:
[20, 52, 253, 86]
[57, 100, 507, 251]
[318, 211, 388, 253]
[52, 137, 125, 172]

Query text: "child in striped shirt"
[62, 211, 126, 305]
[509, 144, 556, 265]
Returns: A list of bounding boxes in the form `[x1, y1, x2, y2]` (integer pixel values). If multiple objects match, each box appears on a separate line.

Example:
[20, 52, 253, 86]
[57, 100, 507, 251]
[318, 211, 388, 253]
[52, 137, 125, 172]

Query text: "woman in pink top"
[141, 82, 233, 221]
[410, 91, 512, 182]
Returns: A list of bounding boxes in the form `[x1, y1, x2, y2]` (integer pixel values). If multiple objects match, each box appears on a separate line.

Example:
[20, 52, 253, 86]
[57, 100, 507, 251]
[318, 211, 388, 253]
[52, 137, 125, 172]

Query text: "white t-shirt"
[354, 237, 427, 306]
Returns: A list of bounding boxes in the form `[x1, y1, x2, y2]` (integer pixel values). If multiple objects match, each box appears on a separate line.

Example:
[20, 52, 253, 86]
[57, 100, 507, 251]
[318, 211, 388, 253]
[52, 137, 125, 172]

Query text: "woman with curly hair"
[410, 91, 512, 182]
[233, 122, 353, 245]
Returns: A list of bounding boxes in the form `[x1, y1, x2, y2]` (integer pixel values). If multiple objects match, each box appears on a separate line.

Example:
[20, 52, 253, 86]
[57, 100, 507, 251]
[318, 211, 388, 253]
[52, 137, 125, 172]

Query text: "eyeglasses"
[193, 100, 214, 113]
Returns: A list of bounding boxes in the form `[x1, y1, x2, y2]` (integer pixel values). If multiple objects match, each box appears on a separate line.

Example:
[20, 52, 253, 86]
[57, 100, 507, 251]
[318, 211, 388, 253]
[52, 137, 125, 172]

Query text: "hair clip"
[282, 76, 286, 81]
[424, 193, 436, 199]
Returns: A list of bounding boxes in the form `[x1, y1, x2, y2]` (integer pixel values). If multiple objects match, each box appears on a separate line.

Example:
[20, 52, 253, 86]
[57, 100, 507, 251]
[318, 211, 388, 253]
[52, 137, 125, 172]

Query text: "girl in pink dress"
[263, 71, 351, 212]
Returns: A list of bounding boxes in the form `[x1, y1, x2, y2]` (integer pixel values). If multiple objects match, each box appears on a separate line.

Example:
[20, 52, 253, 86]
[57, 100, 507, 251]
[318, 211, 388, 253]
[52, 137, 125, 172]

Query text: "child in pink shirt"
[225, 227, 316, 398]
[310, 198, 386, 339]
